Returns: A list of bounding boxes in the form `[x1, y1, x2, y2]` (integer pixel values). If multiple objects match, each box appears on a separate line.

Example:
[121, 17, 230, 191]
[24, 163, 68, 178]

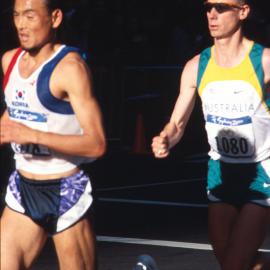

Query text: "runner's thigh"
[222, 203, 270, 270]
[208, 203, 239, 264]
[0, 207, 47, 270]
[53, 218, 96, 270]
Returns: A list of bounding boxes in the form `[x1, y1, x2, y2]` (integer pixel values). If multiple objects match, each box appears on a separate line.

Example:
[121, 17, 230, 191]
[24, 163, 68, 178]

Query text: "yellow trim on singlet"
[198, 42, 263, 104]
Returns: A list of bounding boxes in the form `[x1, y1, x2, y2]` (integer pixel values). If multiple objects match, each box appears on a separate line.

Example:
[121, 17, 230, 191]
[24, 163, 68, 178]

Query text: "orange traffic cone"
[132, 113, 148, 154]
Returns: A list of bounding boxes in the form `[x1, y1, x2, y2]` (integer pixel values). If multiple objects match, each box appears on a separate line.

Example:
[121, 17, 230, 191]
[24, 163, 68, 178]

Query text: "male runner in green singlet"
[152, 1, 270, 269]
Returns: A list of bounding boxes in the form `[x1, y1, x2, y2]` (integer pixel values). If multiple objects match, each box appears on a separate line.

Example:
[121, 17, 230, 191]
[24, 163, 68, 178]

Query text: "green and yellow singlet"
[197, 42, 270, 163]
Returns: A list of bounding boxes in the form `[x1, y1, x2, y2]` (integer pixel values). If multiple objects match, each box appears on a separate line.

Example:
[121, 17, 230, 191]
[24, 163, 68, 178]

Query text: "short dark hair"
[43, 0, 67, 13]
[237, 0, 248, 5]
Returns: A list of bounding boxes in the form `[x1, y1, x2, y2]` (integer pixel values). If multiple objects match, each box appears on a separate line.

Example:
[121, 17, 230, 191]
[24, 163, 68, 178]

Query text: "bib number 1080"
[215, 136, 248, 155]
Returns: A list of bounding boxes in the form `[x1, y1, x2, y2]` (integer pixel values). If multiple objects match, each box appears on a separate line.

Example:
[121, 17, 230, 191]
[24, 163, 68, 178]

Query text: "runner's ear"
[51, 9, 63, 29]
[239, 4, 250, 20]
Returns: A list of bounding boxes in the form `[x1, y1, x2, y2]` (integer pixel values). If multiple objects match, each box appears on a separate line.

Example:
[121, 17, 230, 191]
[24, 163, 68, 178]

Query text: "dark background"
[1, 0, 270, 195]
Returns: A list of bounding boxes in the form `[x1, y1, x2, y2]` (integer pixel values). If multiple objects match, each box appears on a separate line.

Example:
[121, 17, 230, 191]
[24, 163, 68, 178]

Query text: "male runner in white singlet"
[152, 0, 270, 269]
[0, 0, 106, 269]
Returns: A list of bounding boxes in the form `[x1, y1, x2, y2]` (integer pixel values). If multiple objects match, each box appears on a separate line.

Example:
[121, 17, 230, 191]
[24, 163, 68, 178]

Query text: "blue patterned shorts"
[5, 170, 93, 235]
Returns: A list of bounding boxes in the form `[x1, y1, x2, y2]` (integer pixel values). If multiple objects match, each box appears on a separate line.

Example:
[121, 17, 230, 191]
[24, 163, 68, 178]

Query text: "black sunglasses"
[203, 2, 242, 14]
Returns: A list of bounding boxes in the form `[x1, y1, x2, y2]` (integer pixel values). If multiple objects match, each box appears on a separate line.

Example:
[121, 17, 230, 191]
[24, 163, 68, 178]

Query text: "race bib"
[206, 114, 255, 158]
[12, 142, 51, 157]
[8, 107, 51, 157]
